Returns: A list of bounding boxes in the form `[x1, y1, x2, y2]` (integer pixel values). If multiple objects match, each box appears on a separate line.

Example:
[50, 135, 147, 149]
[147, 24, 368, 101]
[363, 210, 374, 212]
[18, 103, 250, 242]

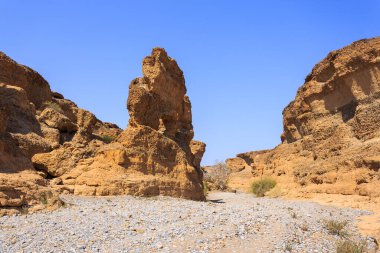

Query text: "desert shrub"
[100, 135, 115, 144]
[203, 162, 230, 191]
[300, 223, 309, 231]
[251, 177, 277, 197]
[285, 242, 292, 252]
[43, 101, 64, 113]
[323, 219, 348, 237]
[203, 181, 209, 196]
[336, 240, 367, 253]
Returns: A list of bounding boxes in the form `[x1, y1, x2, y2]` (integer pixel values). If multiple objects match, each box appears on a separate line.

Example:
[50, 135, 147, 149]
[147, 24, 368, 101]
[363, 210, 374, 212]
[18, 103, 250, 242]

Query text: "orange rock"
[0, 52, 51, 108]
[60, 48, 205, 200]
[227, 37, 380, 198]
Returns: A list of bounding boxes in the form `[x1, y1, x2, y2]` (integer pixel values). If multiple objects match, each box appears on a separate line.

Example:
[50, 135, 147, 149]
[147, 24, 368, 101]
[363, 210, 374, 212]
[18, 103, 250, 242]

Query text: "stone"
[0, 52, 51, 108]
[227, 37, 380, 198]
[0, 51, 122, 214]
[226, 157, 247, 173]
[59, 48, 205, 200]
[190, 140, 206, 169]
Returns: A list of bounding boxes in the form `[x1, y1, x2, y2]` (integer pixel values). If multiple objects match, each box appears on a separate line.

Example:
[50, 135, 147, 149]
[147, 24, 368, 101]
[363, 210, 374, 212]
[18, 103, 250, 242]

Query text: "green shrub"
[43, 101, 63, 113]
[323, 219, 348, 237]
[100, 135, 115, 144]
[203, 181, 209, 196]
[336, 240, 367, 253]
[251, 178, 277, 197]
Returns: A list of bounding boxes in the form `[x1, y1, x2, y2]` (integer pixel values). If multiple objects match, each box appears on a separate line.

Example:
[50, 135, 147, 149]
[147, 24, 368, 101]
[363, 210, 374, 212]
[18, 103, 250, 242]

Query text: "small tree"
[203, 162, 230, 191]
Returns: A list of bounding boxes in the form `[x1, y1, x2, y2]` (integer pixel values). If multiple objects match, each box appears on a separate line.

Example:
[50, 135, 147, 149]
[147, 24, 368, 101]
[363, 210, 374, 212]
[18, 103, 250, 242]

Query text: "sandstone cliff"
[227, 37, 380, 198]
[0, 48, 205, 214]
[55, 48, 205, 200]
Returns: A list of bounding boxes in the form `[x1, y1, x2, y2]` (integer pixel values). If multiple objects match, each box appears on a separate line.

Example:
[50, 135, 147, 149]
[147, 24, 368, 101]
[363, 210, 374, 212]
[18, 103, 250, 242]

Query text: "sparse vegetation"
[285, 242, 293, 252]
[43, 101, 64, 113]
[336, 239, 367, 253]
[300, 223, 309, 231]
[203, 181, 209, 196]
[100, 135, 116, 144]
[203, 162, 230, 191]
[251, 177, 277, 197]
[40, 196, 48, 205]
[290, 211, 297, 219]
[323, 219, 348, 237]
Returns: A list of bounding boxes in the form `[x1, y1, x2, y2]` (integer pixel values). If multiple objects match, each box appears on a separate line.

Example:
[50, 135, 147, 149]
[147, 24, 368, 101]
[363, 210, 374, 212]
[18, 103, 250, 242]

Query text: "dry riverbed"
[0, 192, 378, 253]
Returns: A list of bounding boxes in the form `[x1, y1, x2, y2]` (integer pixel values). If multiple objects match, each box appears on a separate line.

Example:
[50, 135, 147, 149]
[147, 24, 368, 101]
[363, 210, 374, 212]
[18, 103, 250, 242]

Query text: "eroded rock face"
[0, 52, 122, 214]
[0, 52, 51, 108]
[60, 48, 205, 200]
[0, 48, 205, 213]
[227, 37, 380, 198]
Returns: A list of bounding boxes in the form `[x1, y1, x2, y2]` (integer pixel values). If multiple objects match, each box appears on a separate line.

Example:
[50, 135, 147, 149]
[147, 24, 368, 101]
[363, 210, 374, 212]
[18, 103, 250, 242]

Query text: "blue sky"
[1, 1, 379, 165]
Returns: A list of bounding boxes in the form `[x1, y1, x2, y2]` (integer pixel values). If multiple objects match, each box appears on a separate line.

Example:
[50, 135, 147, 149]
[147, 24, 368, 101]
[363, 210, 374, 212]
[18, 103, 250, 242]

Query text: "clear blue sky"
[1, 1, 379, 165]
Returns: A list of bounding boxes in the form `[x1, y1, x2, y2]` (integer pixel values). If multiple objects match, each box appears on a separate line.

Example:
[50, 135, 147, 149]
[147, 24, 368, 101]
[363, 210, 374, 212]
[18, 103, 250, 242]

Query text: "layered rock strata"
[227, 37, 380, 198]
[57, 48, 205, 200]
[0, 47, 206, 215]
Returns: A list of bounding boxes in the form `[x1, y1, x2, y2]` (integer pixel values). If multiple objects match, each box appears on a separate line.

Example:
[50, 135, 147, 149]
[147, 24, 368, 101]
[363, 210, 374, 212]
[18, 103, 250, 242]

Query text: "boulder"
[226, 157, 246, 173]
[0, 52, 51, 108]
[190, 140, 206, 169]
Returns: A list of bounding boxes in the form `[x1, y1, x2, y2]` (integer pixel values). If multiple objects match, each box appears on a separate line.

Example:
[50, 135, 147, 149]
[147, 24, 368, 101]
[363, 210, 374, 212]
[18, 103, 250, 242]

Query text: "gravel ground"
[0, 192, 378, 253]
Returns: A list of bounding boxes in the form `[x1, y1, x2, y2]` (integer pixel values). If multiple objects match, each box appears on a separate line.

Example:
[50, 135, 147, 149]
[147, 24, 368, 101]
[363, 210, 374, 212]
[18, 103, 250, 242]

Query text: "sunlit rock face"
[1, 48, 207, 215]
[49, 48, 206, 200]
[227, 37, 380, 198]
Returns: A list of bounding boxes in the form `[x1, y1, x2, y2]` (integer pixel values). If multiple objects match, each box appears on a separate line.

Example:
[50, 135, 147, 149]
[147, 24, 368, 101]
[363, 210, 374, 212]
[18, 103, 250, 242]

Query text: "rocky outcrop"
[56, 48, 205, 200]
[0, 52, 122, 214]
[0, 52, 51, 108]
[227, 37, 380, 198]
[0, 48, 205, 214]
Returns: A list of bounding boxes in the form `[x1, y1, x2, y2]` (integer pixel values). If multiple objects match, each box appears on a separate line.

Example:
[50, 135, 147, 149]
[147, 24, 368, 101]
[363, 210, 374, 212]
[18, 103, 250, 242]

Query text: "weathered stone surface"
[0, 52, 51, 108]
[0, 51, 122, 214]
[227, 37, 380, 198]
[226, 157, 246, 173]
[38, 108, 78, 133]
[59, 48, 205, 200]
[0, 47, 206, 214]
[190, 140, 206, 169]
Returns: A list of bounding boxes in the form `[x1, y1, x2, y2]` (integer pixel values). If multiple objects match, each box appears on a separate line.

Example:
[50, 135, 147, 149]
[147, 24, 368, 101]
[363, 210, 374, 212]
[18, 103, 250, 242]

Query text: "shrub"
[203, 181, 209, 196]
[203, 162, 230, 191]
[323, 219, 348, 237]
[300, 223, 309, 231]
[100, 135, 115, 144]
[43, 101, 64, 113]
[285, 242, 292, 252]
[336, 240, 367, 253]
[251, 178, 277, 197]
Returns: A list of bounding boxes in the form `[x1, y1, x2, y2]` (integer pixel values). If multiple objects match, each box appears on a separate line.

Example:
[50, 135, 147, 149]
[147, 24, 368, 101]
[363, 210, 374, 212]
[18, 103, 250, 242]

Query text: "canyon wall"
[227, 37, 380, 198]
[0, 48, 205, 215]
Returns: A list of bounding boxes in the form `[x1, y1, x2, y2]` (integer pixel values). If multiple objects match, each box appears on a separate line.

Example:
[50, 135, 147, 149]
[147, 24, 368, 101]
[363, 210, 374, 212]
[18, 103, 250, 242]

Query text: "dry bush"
[43, 101, 64, 113]
[336, 240, 367, 253]
[100, 135, 115, 144]
[203, 162, 230, 191]
[251, 177, 277, 197]
[323, 219, 348, 237]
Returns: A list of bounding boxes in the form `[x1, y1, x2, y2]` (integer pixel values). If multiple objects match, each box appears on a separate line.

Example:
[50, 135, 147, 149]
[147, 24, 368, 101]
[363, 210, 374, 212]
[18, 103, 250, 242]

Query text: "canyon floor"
[0, 192, 378, 253]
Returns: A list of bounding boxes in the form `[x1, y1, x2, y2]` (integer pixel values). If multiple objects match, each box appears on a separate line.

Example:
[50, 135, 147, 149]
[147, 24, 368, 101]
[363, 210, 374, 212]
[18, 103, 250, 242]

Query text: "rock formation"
[0, 52, 120, 214]
[227, 37, 380, 198]
[0, 48, 205, 214]
[56, 48, 205, 200]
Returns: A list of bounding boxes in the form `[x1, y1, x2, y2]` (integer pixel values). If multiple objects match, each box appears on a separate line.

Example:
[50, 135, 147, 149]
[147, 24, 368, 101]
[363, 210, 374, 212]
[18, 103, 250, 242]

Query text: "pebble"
[0, 192, 377, 253]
